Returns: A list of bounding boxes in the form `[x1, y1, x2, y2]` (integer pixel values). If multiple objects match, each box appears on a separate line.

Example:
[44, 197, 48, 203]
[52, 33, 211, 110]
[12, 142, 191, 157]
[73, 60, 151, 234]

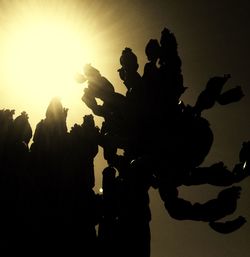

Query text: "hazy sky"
[0, 1, 250, 257]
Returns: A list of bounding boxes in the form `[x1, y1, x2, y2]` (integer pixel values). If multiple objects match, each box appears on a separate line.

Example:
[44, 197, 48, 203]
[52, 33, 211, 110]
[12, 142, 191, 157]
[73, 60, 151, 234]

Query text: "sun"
[4, 16, 88, 104]
[0, 1, 123, 131]
[0, 1, 109, 129]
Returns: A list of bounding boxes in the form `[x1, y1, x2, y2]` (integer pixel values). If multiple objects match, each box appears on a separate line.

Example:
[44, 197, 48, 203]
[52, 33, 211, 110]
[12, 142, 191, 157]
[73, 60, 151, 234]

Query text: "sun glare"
[5, 17, 88, 103]
[0, 1, 113, 130]
[0, 1, 120, 132]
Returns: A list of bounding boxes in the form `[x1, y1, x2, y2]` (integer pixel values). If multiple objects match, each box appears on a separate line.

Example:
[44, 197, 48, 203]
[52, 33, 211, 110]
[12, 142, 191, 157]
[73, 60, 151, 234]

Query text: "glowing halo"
[0, 1, 111, 130]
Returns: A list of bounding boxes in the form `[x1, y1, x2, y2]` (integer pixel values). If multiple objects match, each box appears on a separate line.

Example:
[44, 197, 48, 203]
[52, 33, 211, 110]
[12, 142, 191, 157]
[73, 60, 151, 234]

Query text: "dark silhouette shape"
[98, 166, 119, 257]
[65, 114, 100, 256]
[0, 26, 249, 257]
[194, 74, 244, 114]
[75, 27, 250, 257]
[0, 110, 33, 256]
[209, 216, 246, 234]
[68, 114, 99, 189]
[30, 99, 100, 256]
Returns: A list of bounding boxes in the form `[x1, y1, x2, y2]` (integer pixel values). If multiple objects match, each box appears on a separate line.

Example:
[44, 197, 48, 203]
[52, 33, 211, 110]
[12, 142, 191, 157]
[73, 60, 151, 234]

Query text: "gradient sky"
[0, 1, 250, 257]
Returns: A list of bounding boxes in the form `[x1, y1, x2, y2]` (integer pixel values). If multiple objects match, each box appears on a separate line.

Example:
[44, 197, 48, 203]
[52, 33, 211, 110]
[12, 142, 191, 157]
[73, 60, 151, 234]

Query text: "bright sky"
[0, 1, 250, 257]
[0, 0, 124, 131]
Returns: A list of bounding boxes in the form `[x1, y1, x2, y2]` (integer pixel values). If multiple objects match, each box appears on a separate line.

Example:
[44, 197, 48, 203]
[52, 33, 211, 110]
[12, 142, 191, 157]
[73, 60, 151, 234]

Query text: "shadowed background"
[0, 1, 249, 256]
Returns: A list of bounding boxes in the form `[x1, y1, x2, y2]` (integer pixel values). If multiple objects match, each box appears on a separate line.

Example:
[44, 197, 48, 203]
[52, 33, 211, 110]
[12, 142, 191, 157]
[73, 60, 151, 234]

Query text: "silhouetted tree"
[0, 26, 249, 257]
[77, 27, 249, 257]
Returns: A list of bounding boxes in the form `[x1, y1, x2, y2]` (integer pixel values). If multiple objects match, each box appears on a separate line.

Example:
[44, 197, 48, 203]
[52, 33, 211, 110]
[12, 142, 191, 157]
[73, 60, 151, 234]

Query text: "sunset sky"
[0, 1, 250, 257]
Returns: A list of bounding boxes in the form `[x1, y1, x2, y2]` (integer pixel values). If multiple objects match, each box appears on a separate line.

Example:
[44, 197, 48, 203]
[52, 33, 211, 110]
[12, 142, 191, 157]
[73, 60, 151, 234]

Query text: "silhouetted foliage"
[78, 27, 249, 256]
[0, 27, 249, 257]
